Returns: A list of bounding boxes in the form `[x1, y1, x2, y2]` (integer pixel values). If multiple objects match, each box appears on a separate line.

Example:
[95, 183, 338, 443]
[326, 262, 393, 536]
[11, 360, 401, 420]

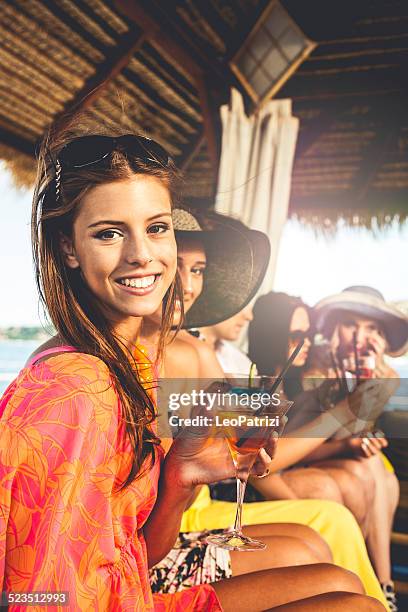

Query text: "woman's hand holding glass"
[163, 381, 279, 493]
[164, 421, 277, 491]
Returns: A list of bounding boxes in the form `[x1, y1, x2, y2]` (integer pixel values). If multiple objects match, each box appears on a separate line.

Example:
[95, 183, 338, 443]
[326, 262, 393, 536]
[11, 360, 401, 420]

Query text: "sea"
[0, 340, 407, 411]
[0, 340, 41, 394]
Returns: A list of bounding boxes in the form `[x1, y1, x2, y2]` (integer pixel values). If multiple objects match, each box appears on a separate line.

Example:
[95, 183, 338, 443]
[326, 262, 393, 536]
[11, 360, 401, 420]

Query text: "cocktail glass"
[206, 376, 293, 551]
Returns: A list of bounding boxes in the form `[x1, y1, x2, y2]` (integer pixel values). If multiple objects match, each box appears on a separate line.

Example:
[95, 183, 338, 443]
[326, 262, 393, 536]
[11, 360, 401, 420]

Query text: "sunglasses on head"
[53, 135, 172, 202]
[57, 134, 171, 169]
[289, 329, 313, 343]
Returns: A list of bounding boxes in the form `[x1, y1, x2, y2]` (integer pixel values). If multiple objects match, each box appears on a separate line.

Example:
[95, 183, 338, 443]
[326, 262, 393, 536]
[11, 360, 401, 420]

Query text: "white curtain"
[215, 88, 299, 293]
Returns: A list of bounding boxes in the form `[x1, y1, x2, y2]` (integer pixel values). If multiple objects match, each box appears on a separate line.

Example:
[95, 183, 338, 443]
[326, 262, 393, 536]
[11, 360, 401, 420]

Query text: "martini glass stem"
[233, 475, 248, 534]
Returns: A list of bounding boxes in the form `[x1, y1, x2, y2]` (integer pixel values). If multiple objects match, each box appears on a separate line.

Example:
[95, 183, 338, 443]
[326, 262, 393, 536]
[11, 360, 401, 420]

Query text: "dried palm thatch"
[0, 0, 407, 231]
[0, 0, 203, 190]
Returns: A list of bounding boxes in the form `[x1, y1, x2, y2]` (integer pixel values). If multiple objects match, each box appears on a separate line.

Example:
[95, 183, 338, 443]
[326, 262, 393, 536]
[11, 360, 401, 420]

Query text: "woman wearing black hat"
[144, 214, 389, 609]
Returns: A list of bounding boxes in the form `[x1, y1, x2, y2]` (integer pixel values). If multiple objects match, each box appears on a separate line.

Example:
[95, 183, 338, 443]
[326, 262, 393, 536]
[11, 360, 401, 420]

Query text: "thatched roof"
[279, 0, 408, 228]
[1, 0, 407, 228]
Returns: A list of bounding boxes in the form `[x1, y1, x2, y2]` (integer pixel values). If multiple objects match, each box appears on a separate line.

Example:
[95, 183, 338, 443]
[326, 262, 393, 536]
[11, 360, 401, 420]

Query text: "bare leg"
[385, 467, 400, 529]
[311, 460, 374, 535]
[249, 473, 298, 500]
[243, 523, 332, 562]
[212, 563, 365, 612]
[269, 592, 385, 611]
[265, 466, 371, 533]
[364, 455, 399, 583]
[252, 464, 371, 537]
[231, 535, 322, 576]
[315, 455, 399, 583]
[279, 467, 344, 503]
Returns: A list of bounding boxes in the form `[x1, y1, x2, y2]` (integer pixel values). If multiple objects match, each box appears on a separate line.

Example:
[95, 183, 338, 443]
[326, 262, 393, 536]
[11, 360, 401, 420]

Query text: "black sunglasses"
[288, 329, 313, 343]
[53, 135, 172, 202]
[57, 134, 171, 170]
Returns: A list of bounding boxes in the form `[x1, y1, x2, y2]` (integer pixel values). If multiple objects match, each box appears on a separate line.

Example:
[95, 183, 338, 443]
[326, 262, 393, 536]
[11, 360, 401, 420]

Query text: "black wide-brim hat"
[172, 209, 271, 328]
[315, 286, 408, 357]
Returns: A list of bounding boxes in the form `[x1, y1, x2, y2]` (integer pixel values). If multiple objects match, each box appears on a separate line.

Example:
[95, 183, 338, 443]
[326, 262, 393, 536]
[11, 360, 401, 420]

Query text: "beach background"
[0, 340, 42, 393]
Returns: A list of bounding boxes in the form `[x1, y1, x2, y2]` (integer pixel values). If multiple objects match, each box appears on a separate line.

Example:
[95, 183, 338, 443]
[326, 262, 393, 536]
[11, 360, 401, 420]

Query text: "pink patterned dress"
[0, 346, 222, 611]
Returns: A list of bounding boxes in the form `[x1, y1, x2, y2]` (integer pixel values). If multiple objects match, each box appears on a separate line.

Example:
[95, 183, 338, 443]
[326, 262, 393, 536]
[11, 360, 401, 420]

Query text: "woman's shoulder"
[21, 340, 113, 392]
[178, 331, 214, 359]
[164, 334, 201, 378]
[1, 347, 117, 429]
[183, 334, 224, 378]
[25, 335, 66, 365]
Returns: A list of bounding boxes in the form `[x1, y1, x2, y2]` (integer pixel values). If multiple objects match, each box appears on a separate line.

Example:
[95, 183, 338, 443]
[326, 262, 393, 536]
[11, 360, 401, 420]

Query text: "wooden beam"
[321, 31, 408, 48]
[0, 128, 35, 158]
[136, 0, 229, 81]
[286, 86, 405, 108]
[309, 47, 408, 65]
[53, 27, 146, 130]
[289, 191, 408, 213]
[115, 0, 221, 173]
[290, 89, 405, 110]
[282, 66, 406, 100]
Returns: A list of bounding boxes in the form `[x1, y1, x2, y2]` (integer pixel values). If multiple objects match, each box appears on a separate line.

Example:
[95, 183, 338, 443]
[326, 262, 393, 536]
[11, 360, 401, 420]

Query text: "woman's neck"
[111, 317, 143, 350]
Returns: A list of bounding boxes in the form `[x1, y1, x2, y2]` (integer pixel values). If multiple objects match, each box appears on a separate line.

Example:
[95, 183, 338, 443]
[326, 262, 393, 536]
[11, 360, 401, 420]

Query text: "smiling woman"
[59, 178, 177, 325]
[30, 132, 183, 484]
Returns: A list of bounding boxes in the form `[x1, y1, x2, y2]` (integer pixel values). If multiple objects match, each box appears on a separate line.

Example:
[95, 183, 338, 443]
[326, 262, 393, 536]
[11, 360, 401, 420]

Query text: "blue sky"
[0, 162, 407, 326]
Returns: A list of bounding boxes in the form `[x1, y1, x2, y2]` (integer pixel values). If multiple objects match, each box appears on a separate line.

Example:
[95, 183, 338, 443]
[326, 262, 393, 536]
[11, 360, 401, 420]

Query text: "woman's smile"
[115, 273, 162, 295]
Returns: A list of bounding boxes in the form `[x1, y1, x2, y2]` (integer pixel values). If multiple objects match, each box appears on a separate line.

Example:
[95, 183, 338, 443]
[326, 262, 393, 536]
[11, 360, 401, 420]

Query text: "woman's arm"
[143, 423, 237, 566]
[144, 405, 277, 566]
[252, 380, 382, 486]
[300, 439, 350, 463]
[143, 466, 195, 567]
[257, 401, 352, 472]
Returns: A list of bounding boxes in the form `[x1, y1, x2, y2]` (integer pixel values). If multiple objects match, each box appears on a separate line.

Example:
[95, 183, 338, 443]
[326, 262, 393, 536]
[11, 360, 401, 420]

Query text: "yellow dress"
[181, 485, 389, 609]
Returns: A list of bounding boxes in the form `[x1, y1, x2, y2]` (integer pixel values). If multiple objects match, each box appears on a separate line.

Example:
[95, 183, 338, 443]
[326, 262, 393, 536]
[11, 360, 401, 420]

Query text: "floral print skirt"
[150, 531, 232, 594]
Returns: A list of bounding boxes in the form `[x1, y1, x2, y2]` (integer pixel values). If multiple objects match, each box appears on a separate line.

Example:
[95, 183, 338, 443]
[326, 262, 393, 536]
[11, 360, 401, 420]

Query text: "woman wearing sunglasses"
[248, 291, 396, 608]
[247, 292, 380, 503]
[0, 128, 383, 612]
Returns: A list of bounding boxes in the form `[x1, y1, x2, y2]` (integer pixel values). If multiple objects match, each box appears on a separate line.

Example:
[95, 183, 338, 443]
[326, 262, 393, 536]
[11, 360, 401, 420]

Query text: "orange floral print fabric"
[0, 350, 222, 611]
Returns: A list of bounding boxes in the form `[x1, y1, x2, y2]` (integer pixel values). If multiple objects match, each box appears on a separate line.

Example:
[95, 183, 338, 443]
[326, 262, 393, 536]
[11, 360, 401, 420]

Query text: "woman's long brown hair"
[32, 123, 183, 488]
